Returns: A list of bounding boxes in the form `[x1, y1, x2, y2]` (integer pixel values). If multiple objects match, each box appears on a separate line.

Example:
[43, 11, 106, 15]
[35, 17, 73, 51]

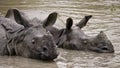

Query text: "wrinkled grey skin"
[0, 10, 58, 61]
[56, 17, 114, 53]
[6, 8, 114, 53]
[5, 8, 59, 46]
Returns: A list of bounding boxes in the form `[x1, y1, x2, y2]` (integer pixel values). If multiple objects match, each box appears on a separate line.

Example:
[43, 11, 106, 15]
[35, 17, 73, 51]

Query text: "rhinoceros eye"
[32, 39, 35, 44]
[83, 39, 88, 44]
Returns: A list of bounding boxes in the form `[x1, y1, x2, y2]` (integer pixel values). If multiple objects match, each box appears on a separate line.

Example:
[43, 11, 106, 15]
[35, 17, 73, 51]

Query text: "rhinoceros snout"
[34, 45, 58, 61]
[100, 46, 114, 53]
[38, 51, 58, 61]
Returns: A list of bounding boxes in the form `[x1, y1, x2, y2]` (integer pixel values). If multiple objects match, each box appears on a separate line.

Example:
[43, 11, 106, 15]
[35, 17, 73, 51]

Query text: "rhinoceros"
[56, 17, 114, 53]
[6, 8, 114, 53]
[0, 10, 58, 61]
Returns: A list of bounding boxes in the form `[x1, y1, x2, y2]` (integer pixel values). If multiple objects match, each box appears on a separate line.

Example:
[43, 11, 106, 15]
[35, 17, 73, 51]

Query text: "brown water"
[0, 0, 120, 68]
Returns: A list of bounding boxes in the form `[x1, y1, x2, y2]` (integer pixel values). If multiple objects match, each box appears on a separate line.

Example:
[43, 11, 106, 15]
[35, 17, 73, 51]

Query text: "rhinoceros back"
[0, 24, 8, 55]
[0, 17, 24, 55]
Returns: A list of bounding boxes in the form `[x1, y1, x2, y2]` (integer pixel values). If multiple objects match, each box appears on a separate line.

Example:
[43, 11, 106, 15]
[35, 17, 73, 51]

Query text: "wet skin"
[0, 9, 58, 61]
[5, 8, 114, 53]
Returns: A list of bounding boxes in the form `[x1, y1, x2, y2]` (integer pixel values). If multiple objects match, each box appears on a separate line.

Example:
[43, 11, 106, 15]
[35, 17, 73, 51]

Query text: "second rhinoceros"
[56, 17, 114, 53]
[6, 8, 114, 53]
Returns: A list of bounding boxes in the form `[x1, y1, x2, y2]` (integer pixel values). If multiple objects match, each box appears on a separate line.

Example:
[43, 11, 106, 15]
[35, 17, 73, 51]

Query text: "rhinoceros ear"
[5, 9, 32, 28]
[43, 12, 57, 28]
[5, 8, 15, 20]
[66, 17, 73, 30]
[76, 15, 92, 29]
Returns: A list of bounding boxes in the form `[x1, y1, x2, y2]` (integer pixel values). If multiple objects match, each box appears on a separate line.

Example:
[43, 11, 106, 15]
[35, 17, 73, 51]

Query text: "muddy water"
[0, 0, 120, 68]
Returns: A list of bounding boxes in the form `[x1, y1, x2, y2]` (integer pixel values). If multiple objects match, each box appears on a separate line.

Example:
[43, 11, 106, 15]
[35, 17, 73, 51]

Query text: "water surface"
[0, 0, 120, 68]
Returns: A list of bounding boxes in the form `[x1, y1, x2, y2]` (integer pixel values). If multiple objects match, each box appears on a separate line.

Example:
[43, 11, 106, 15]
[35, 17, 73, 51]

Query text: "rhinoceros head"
[4, 9, 58, 60]
[17, 25, 58, 60]
[89, 31, 114, 53]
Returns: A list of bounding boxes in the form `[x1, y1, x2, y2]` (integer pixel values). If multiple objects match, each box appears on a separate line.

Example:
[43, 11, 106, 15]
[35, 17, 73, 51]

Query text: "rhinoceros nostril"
[101, 47, 108, 50]
[42, 46, 48, 52]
